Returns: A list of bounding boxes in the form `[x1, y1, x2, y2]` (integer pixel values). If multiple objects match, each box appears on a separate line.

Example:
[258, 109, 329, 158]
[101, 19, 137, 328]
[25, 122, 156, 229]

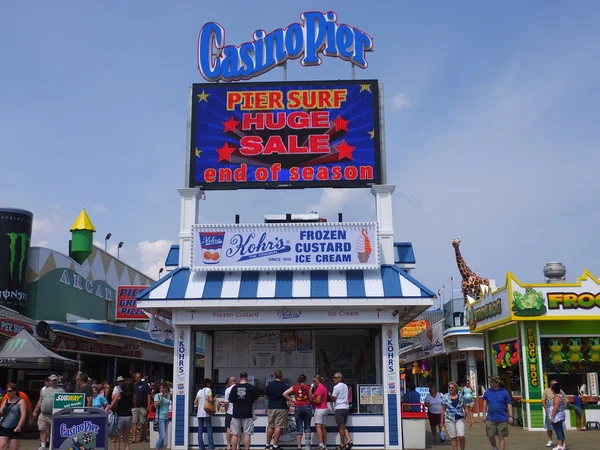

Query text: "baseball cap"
[49, 375, 58, 381]
[116, 376, 125, 382]
[239, 371, 248, 379]
[489, 376, 502, 384]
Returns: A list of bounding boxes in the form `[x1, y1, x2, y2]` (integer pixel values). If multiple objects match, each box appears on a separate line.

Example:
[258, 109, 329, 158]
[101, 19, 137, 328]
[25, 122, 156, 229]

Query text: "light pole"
[117, 241, 124, 259]
[104, 233, 112, 251]
[159, 268, 164, 279]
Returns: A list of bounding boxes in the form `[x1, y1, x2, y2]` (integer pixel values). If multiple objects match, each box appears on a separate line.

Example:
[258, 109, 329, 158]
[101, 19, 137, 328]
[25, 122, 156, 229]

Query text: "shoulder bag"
[203, 388, 215, 415]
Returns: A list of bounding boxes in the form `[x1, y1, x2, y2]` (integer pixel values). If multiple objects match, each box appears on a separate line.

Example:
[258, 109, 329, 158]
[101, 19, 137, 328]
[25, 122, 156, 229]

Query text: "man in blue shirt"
[483, 376, 513, 450]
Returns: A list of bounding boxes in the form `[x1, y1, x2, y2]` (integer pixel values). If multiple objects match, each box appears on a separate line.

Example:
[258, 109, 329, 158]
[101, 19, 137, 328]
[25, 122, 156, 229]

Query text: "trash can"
[401, 403, 427, 450]
[51, 407, 108, 450]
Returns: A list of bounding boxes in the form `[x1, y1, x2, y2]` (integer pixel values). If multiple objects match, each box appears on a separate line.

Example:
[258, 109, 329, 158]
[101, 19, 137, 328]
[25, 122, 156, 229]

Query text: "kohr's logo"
[178, 332, 186, 376]
[198, 11, 374, 82]
[387, 330, 395, 375]
[226, 232, 291, 262]
[5, 232, 29, 283]
[277, 309, 302, 320]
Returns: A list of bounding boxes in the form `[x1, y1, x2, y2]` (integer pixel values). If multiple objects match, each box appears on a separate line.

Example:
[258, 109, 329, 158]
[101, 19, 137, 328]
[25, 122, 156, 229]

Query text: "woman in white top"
[193, 379, 215, 450]
[424, 386, 444, 442]
[549, 383, 567, 450]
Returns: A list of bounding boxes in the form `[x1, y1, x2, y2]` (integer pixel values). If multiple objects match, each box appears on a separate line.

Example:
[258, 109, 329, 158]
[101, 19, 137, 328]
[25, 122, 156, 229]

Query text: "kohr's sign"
[191, 222, 379, 271]
[189, 80, 381, 190]
[198, 12, 373, 83]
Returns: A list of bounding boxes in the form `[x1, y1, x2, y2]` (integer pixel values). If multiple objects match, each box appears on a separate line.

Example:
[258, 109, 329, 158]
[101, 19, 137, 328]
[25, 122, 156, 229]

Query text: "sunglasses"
[6, 390, 13, 393]
[333, 376, 341, 379]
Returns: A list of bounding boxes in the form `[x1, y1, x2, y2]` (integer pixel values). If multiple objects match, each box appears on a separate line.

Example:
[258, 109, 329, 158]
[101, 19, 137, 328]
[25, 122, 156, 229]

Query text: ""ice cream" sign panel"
[191, 223, 379, 271]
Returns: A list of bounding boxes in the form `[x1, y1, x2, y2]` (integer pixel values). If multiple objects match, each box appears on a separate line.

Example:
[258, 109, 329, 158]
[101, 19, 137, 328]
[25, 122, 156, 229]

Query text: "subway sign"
[197, 12, 373, 83]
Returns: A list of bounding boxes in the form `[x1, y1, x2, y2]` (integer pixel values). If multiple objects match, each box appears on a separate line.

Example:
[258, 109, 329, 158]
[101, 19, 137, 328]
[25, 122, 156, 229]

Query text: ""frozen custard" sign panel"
[191, 222, 379, 271]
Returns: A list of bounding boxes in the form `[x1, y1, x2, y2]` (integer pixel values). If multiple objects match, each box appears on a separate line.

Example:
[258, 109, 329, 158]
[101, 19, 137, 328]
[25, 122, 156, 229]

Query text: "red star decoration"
[333, 115, 349, 132]
[335, 140, 355, 161]
[216, 142, 236, 162]
[222, 116, 240, 133]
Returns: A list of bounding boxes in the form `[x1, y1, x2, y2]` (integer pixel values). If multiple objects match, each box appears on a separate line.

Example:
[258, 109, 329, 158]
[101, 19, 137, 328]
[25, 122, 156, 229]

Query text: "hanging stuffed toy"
[503, 344, 512, 368]
[510, 342, 519, 366]
[492, 344, 500, 367]
[588, 338, 600, 363]
[567, 338, 585, 364]
[497, 343, 508, 367]
[421, 359, 431, 378]
[412, 361, 422, 375]
[548, 339, 567, 366]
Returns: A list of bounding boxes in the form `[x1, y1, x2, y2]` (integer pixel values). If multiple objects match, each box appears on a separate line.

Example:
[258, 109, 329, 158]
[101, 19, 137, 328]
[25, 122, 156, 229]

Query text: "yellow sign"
[400, 320, 429, 338]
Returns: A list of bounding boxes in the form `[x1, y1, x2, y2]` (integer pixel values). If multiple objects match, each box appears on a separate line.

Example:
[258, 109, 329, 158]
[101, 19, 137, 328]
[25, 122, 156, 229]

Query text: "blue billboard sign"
[189, 80, 382, 190]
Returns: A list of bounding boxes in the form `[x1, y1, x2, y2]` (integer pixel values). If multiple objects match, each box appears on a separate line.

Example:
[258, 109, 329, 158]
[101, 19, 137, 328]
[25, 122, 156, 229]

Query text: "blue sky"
[2, 1, 600, 298]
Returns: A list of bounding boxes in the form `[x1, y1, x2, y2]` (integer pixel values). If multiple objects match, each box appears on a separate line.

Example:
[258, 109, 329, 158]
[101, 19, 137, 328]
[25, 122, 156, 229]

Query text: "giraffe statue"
[451, 238, 490, 303]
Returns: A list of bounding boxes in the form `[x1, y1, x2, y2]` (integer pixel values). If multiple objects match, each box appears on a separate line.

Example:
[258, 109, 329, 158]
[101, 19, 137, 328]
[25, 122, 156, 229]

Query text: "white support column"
[382, 323, 402, 449]
[177, 188, 202, 267]
[466, 351, 479, 415]
[172, 325, 193, 449]
[371, 185, 396, 265]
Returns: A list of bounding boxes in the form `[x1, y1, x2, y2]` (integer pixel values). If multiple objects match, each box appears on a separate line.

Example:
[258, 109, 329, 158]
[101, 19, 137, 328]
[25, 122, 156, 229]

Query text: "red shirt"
[313, 384, 328, 409]
[293, 384, 310, 407]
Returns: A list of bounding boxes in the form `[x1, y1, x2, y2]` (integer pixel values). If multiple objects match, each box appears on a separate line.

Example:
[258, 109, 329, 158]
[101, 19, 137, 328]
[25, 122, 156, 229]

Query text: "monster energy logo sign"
[6, 232, 29, 284]
[5, 338, 26, 353]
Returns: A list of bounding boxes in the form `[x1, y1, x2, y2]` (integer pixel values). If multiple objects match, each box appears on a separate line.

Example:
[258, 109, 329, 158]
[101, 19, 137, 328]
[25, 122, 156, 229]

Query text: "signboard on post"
[188, 80, 382, 190]
[191, 222, 379, 271]
[51, 407, 107, 450]
[115, 286, 149, 321]
[53, 393, 86, 414]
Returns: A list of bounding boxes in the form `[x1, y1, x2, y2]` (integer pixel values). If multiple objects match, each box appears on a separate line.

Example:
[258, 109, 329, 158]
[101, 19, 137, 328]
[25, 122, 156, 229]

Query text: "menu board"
[214, 330, 314, 369]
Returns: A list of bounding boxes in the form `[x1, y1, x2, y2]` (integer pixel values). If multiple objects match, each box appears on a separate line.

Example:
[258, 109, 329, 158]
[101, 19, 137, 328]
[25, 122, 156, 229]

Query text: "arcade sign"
[198, 11, 374, 83]
[189, 80, 382, 190]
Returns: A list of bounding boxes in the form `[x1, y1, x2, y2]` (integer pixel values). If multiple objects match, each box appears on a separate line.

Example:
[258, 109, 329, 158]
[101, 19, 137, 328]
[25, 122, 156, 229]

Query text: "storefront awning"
[138, 264, 434, 304]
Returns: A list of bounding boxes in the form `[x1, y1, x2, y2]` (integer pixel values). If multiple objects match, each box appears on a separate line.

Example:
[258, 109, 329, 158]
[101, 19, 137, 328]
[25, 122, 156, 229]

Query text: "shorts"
[428, 412, 442, 428]
[268, 409, 288, 429]
[37, 414, 52, 431]
[544, 415, 554, 431]
[132, 407, 147, 424]
[0, 426, 22, 440]
[574, 406, 583, 417]
[117, 416, 133, 431]
[486, 421, 509, 438]
[445, 418, 465, 438]
[335, 409, 349, 425]
[314, 408, 328, 425]
[225, 413, 233, 429]
[231, 417, 254, 436]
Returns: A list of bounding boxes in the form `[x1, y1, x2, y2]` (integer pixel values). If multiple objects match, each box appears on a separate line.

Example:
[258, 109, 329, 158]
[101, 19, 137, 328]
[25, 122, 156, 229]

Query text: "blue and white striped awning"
[137, 265, 434, 304]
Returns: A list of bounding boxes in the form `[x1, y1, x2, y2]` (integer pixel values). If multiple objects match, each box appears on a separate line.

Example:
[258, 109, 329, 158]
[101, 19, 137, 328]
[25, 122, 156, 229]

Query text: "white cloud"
[390, 93, 410, 111]
[32, 240, 48, 247]
[93, 204, 111, 214]
[136, 239, 173, 279]
[33, 216, 56, 234]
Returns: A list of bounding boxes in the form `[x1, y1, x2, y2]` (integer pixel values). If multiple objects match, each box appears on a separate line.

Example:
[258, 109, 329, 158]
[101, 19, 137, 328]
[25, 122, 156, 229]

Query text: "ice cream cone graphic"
[356, 229, 372, 263]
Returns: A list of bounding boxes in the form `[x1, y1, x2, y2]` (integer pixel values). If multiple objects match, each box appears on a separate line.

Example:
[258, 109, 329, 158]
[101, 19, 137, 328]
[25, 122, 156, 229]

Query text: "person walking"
[229, 372, 259, 450]
[223, 376, 238, 450]
[482, 376, 512, 450]
[332, 372, 352, 450]
[461, 380, 475, 422]
[76, 373, 93, 407]
[32, 374, 64, 450]
[542, 379, 566, 448]
[194, 378, 215, 450]
[265, 370, 289, 450]
[132, 373, 151, 443]
[424, 386, 443, 442]
[110, 376, 135, 450]
[153, 383, 171, 450]
[284, 374, 312, 450]
[441, 381, 471, 450]
[573, 390, 585, 431]
[311, 375, 329, 450]
[0, 383, 27, 450]
[549, 383, 567, 450]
